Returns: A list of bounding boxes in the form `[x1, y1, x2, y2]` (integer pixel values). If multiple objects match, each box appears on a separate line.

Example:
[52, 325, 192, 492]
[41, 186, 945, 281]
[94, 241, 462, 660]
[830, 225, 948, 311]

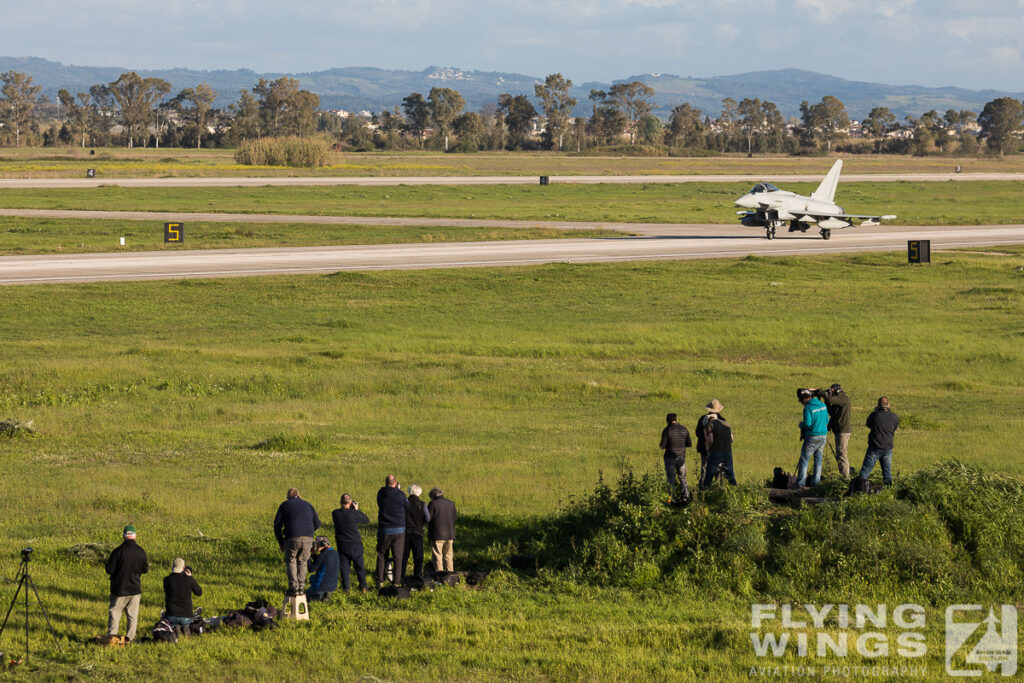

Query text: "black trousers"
[402, 533, 424, 577]
[337, 542, 366, 591]
[375, 532, 405, 585]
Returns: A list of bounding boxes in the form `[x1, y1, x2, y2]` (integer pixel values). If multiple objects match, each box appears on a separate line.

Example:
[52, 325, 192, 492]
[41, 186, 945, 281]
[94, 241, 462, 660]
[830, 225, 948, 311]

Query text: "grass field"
[0, 249, 1022, 679]
[3, 148, 1024, 178]
[0, 217, 623, 255]
[1, 181, 1023, 232]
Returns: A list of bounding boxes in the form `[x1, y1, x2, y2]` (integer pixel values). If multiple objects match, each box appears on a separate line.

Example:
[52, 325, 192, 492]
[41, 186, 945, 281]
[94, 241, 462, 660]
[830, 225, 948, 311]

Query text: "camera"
[20, 547, 33, 560]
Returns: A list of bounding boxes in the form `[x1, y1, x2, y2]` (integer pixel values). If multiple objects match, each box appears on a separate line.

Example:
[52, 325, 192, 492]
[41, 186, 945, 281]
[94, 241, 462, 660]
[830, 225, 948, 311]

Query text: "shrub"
[234, 136, 338, 167]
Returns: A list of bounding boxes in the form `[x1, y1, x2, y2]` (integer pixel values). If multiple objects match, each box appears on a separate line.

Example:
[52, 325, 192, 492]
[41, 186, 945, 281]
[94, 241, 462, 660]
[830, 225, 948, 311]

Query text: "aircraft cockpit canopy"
[750, 183, 780, 194]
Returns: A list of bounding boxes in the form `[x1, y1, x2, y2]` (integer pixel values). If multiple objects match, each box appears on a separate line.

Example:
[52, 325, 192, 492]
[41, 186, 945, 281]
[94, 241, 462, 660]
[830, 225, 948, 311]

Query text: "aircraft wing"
[791, 212, 897, 229]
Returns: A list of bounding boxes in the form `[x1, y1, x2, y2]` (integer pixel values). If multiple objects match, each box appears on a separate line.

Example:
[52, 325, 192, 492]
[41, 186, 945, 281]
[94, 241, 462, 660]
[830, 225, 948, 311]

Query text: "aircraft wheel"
[765, 227, 774, 240]
[770, 226, 777, 239]
[821, 229, 831, 240]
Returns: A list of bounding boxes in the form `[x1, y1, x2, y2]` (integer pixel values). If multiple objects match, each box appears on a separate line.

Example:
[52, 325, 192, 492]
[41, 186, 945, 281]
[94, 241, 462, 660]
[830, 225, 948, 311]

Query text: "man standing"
[163, 558, 201, 629]
[402, 485, 430, 579]
[859, 397, 900, 486]
[376, 475, 408, 587]
[822, 383, 853, 478]
[332, 494, 370, 593]
[701, 413, 737, 489]
[695, 400, 726, 485]
[306, 536, 340, 602]
[105, 524, 148, 642]
[795, 389, 829, 488]
[660, 413, 692, 501]
[273, 487, 320, 596]
[427, 487, 457, 573]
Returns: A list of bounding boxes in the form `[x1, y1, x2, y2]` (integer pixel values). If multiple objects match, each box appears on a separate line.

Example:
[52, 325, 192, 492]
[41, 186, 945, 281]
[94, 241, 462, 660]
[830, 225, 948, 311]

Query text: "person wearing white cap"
[105, 524, 149, 642]
[163, 558, 202, 629]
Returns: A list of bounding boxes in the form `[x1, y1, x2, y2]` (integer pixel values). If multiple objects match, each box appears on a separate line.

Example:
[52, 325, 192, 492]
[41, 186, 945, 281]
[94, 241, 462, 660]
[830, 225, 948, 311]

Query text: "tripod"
[0, 549, 61, 661]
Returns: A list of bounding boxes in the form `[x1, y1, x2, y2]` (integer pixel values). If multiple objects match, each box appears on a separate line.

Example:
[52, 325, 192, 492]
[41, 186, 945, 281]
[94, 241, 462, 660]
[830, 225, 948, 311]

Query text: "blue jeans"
[166, 615, 192, 629]
[701, 450, 737, 488]
[859, 448, 893, 485]
[797, 435, 827, 487]
[664, 457, 690, 500]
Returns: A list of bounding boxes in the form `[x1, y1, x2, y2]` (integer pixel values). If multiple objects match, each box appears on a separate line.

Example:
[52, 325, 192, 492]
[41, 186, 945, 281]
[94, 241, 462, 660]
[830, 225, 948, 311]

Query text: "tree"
[800, 95, 849, 152]
[606, 81, 654, 144]
[427, 87, 465, 151]
[665, 102, 704, 149]
[978, 97, 1024, 155]
[58, 88, 93, 148]
[534, 73, 576, 151]
[453, 111, 484, 150]
[737, 97, 764, 155]
[716, 98, 739, 152]
[106, 72, 171, 148]
[0, 71, 42, 146]
[175, 83, 218, 148]
[498, 94, 537, 150]
[586, 90, 626, 146]
[863, 107, 896, 152]
[761, 101, 787, 153]
[402, 93, 430, 143]
[228, 90, 261, 142]
[251, 77, 317, 137]
[374, 107, 405, 149]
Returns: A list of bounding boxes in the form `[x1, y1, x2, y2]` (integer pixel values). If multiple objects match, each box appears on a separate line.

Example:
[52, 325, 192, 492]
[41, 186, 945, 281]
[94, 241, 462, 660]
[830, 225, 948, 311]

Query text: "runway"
[1, 172, 1023, 189]
[1, 224, 1021, 285]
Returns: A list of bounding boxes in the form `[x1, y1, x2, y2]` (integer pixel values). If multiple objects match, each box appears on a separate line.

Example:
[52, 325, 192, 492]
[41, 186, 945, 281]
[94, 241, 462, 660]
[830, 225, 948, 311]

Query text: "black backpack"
[401, 575, 426, 590]
[378, 585, 412, 599]
[152, 618, 177, 644]
[772, 467, 799, 490]
[848, 477, 872, 495]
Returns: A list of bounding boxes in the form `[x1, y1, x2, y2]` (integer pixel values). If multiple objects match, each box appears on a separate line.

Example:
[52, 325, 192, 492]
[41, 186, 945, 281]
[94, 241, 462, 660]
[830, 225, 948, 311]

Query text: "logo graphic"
[946, 605, 1017, 677]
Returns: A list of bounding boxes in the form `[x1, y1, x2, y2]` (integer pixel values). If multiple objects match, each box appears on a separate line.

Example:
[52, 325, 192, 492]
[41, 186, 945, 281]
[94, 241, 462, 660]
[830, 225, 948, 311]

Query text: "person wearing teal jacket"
[795, 389, 829, 487]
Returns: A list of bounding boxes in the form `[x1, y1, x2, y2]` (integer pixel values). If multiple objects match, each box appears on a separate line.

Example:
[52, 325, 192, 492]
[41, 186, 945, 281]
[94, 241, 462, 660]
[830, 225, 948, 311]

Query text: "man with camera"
[660, 413, 693, 501]
[105, 525, 149, 642]
[332, 494, 370, 593]
[306, 536, 339, 602]
[163, 558, 202, 629]
[273, 487, 321, 596]
[813, 383, 853, 478]
[376, 475, 408, 587]
[858, 396, 900, 486]
[795, 389, 829, 488]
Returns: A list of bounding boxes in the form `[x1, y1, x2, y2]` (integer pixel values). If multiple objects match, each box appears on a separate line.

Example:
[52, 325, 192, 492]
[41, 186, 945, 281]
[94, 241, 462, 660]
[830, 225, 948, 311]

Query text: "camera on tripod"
[20, 548, 32, 561]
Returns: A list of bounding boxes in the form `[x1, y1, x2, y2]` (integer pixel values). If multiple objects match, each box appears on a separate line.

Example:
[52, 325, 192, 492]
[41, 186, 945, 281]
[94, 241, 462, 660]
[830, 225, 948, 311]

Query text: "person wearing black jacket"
[821, 383, 853, 478]
[306, 537, 340, 601]
[858, 397, 900, 486]
[163, 558, 202, 628]
[695, 400, 726, 486]
[105, 525, 149, 642]
[401, 485, 431, 579]
[273, 487, 321, 596]
[427, 487, 457, 573]
[660, 413, 693, 500]
[375, 475, 408, 587]
[701, 413, 737, 489]
[332, 494, 371, 592]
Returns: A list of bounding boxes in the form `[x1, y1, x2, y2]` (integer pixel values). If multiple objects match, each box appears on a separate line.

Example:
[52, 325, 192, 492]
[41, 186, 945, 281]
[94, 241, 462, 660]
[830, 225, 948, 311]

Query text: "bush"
[519, 460, 1024, 602]
[234, 136, 338, 167]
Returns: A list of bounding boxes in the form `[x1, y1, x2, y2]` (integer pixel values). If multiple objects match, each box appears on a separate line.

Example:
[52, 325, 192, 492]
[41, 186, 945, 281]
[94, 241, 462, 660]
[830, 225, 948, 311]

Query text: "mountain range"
[3, 56, 1022, 121]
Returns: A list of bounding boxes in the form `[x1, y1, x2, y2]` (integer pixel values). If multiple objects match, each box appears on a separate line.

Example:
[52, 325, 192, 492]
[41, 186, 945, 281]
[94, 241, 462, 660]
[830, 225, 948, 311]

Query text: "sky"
[3, 0, 1024, 90]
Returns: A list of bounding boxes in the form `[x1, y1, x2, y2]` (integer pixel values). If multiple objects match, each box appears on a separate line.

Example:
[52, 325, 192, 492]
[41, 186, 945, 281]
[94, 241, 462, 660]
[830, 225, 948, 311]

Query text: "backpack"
[703, 417, 715, 450]
[152, 618, 177, 644]
[848, 477, 872, 495]
[772, 467, 799, 490]
[465, 571, 488, 587]
[378, 585, 412, 599]
[401, 575, 426, 590]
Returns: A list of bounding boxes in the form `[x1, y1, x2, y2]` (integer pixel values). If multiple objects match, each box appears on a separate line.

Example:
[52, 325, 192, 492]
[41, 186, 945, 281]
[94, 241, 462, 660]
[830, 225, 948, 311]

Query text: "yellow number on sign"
[909, 242, 918, 260]
[168, 225, 180, 241]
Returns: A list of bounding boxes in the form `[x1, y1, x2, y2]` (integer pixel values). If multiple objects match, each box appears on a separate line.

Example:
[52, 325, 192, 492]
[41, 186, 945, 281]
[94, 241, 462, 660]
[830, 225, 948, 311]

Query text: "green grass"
[4, 148, 1024, 177]
[0, 217, 623, 255]
[0, 251, 1021, 679]
[1, 181, 1022, 227]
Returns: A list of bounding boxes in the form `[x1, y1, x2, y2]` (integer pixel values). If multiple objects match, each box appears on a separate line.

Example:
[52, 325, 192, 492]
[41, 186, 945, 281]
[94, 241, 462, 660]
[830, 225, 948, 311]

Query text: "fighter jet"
[734, 160, 896, 240]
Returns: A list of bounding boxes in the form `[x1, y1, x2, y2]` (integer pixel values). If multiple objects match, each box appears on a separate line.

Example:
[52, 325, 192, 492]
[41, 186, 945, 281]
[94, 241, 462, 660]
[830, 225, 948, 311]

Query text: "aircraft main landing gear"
[765, 226, 776, 240]
[820, 229, 832, 240]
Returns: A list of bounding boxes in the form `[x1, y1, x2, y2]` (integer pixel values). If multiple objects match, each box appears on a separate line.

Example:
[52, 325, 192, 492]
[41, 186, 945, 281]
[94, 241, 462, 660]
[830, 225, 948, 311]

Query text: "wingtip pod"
[881, 215, 897, 220]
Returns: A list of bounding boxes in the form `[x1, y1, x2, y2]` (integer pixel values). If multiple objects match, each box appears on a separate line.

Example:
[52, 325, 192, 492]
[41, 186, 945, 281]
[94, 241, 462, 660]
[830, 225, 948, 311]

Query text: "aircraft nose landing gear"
[820, 229, 832, 240]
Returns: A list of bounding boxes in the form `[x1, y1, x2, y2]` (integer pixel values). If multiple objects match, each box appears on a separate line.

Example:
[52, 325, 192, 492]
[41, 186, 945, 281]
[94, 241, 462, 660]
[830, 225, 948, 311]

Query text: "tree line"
[2, 69, 1024, 155]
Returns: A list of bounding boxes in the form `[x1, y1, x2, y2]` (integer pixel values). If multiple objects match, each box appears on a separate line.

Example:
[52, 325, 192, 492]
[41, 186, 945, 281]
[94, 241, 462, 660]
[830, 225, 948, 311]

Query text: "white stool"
[281, 593, 310, 621]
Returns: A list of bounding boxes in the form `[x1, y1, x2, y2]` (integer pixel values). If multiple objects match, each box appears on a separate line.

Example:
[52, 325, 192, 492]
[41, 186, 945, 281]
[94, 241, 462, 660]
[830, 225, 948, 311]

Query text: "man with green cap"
[105, 524, 149, 642]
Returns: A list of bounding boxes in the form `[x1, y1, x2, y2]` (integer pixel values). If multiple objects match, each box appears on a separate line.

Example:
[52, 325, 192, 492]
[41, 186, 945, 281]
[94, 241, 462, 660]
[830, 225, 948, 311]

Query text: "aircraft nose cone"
[735, 194, 755, 208]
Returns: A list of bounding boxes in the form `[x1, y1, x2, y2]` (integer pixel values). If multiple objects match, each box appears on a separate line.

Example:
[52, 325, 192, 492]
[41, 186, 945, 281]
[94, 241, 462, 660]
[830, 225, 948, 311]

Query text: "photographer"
[332, 494, 371, 593]
[163, 558, 202, 629]
[817, 384, 852, 478]
[376, 475, 408, 587]
[795, 389, 829, 488]
[660, 413, 692, 501]
[306, 537, 339, 602]
[105, 525, 149, 643]
[272, 487, 321, 597]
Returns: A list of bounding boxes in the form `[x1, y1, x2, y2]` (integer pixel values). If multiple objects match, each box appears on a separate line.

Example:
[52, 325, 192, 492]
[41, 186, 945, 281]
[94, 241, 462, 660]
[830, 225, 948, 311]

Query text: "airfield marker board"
[908, 240, 930, 264]
[164, 222, 184, 244]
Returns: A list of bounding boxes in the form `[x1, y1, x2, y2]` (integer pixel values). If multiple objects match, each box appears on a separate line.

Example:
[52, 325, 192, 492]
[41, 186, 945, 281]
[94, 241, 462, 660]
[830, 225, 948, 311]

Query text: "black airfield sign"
[164, 222, 184, 244]
[907, 240, 930, 264]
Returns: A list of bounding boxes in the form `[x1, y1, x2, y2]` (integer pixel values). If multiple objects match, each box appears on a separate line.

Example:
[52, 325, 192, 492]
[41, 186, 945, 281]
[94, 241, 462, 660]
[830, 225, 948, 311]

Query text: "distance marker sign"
[164, 222, 184, 244]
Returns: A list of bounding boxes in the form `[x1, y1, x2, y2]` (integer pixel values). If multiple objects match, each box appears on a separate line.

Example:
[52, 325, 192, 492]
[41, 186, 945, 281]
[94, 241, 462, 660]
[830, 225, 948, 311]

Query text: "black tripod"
[0, 548, 61, 661]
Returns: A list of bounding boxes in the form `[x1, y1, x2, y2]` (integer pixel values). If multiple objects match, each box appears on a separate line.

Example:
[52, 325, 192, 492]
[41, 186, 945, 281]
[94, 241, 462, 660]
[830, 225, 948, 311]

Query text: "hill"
[2, 56, 1022, 120]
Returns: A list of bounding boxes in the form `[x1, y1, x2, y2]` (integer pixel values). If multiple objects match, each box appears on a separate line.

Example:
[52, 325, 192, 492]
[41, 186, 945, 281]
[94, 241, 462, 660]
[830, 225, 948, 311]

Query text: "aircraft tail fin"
[811, 160, 843, 203]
